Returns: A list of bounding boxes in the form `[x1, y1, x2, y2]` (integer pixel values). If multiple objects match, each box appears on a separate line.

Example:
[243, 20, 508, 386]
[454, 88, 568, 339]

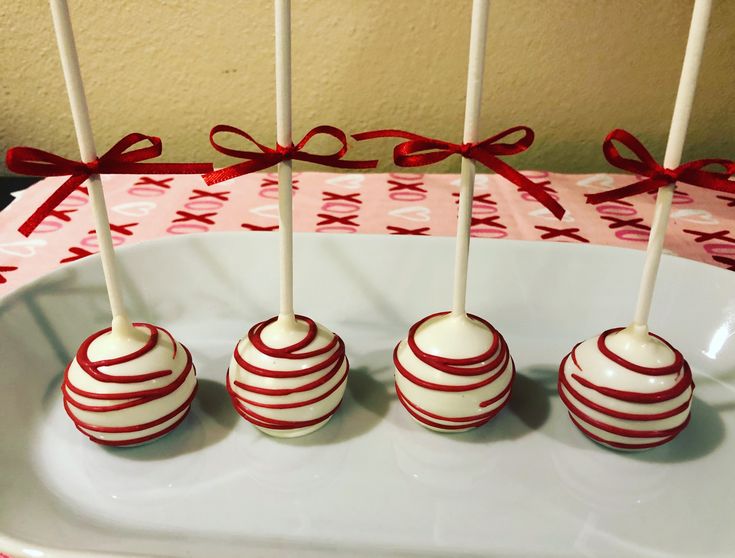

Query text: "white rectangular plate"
[1, 232, 734, 557]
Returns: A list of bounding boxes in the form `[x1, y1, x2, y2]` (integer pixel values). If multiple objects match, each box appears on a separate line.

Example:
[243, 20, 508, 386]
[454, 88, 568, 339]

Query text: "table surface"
[0, 170, 732, 296]
[0, 176, 38, 211]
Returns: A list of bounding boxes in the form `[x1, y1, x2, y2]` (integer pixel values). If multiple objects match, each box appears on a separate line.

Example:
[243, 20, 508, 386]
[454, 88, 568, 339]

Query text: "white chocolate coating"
[394, 312, 515, 432]
[62, 323, 197, 446]
[227, 315, 349, 438]
[558, 325, 694, 451]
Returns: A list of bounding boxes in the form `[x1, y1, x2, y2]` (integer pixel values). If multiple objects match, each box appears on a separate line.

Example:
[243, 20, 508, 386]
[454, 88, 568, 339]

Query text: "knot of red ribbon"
[586, 129, 735, 205]
[459, 143, 474, 158]
[203, 124, 379, 186]
[276, 143, 297, 158]
[352, 126, 565, 219]
[5, 133, 214, 237]
[85, 159, 100, 173]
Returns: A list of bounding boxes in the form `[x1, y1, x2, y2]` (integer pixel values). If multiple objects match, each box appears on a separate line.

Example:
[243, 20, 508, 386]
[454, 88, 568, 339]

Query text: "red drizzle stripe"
[565, 348, 694, 408]
[557, 330, 694, 449]
[234, 316, 343, 378]
[231, 401, 341, 430]
[394, 313, 515, 431]
[227, 374, 343, 430]
[597, 328, 683, 376]
[79, 408, 194, 447]
[62, 344, 194, 405]
[394, 338, 510, 392]
[566, 411, 689, 450]
[480, 369, 515, 408]
[76, 324, 170, 382]
[395, 383, 505, 430]
[65, 386, 197, 433]
[570, 369, 693, 404]
[406, 312, 502, 373]
[234, 337, 343, 378]
[560, 371, 692, 421]
[232, 346, 345, 396]
[570, 342, 582, 370]
[558, 381, 690, 438]
[228, 315, 348, 432]
[61, 323, 197, 447]
[395, 380, 512, 423]
[247, 315, 337, 358]
[228, 362, 349, 409]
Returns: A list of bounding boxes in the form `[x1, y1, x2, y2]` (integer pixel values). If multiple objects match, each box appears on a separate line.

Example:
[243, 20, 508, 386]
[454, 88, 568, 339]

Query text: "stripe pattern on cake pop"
[62, 323, 198, 446]
[394, 312, 515, 431]
[558, 328, 694, 450]
[227, 315, 349, 433]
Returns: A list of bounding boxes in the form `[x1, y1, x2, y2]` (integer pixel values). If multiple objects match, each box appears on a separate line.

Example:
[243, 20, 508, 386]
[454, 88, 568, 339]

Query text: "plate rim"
[2, 230, 732, 308]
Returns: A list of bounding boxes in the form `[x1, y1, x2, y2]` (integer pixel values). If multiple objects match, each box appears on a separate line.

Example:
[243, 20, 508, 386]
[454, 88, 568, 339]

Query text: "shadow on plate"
[42, 371, 66, 408]
[41, 373, 239, 461]
[628, 396, 725, 464]
[552, 394, 725, 463]
[446, 366, 555, 444]
[109, 378, 239, 461]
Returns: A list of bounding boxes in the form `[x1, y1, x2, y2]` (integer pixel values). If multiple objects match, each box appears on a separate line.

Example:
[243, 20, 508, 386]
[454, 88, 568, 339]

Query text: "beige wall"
[1, 0, 733, 175]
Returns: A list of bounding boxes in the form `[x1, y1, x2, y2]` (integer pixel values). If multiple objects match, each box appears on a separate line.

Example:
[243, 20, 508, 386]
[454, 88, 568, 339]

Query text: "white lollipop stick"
[49, 0, 133, 336]
[275, 0, 296, 327]
[451, 0, 490, 317]
[631, 0, 712, 329]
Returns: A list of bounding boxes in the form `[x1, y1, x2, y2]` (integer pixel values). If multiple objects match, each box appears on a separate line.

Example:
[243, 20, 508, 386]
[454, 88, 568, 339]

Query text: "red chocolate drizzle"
[558, 330, 694, 450]
[394, 312, 515, 430]
[61, 323, 197, 446]
[227, 315, 349, 431]
[596, 328, 684, 376]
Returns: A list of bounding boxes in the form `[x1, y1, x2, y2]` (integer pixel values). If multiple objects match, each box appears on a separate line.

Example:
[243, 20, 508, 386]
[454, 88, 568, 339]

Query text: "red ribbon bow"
[203, 125, 379, 185]
[586, 129, 735, 204]
[6, 133, 214, 237]
[352, 126, 565, 220]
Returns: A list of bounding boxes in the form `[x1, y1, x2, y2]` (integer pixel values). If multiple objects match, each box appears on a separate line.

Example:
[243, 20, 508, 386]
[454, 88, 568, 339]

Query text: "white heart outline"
[388, 206, 431, 222]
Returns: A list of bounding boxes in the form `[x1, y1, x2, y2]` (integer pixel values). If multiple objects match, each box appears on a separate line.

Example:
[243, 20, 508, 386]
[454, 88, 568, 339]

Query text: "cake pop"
[558, 326, 693, 450]
[203, 0, 375, 437]
[10, 0, 206, 447]
[62, 320, 197, 446]
[558, 0, 721, 451]
[352, 0, 565, 432]
[227, 315, 348, 437]
[394, 312, 514, 432]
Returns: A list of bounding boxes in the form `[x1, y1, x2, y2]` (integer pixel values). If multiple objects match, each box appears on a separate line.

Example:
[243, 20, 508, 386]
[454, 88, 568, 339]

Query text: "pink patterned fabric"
[0, 170, 733, 296]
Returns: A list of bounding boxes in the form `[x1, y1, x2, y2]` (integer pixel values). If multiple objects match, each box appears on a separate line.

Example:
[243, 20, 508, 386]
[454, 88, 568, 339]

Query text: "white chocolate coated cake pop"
[394, 312, 515, 432]
[227, 315, 349, 438]
[558, 325, 693, 450]
[62, 322, 198, 446]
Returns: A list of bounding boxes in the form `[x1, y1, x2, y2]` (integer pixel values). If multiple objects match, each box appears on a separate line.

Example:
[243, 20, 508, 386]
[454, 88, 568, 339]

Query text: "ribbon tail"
[203, 158, 277, 186]
[324, 159, 379, 169]
[111, 162, 215, 175]
[476, 154, 565, 220]
[699, 178, 735, 195]
[585, 176, 667, 204]
[295, 154, 378, 170]
[18, 174, 87, 236]
[679, 168, 735, 195]
[395, 150, 454, 168]
[352, 129, 421, 142]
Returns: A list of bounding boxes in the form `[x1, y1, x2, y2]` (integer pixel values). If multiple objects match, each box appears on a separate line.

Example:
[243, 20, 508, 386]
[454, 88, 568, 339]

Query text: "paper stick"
[451, 0, 489, 317]
[632, 0, 712, 328]
[49, 0, 132, 336]
[274, 0, 296, 326]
